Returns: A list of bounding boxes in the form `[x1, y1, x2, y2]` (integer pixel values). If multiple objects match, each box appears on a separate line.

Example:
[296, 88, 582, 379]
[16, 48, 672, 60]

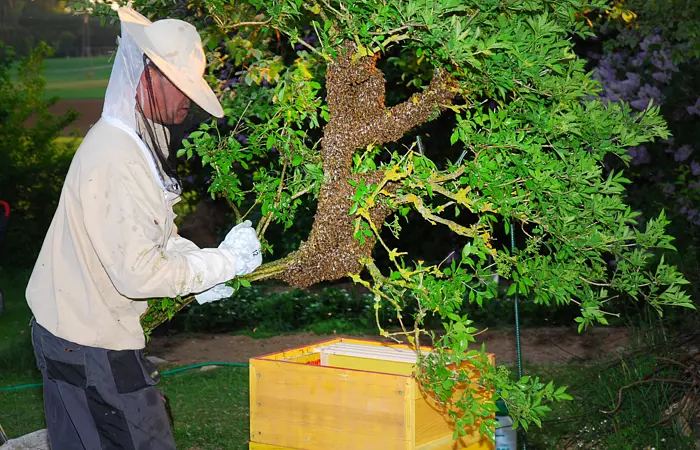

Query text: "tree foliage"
[71, 0, 694, 439]
[582, 0, 700, 300]
[0, 42, 77, 267]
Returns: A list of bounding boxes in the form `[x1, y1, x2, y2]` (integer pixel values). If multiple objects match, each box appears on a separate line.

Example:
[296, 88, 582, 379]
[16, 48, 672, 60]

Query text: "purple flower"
[661, 183, 675, 194]
[630, 51, 647, 68]
[302, 35, 317, 45]
[650, 51, 678, 72]
[674, 145, 694, 162]
[594, 62, 617, 83]
[631, 98, 651, 110]
[235, 133, 249, 144]
[628, 145, 651, 165]
[640, 84, 662, 101]
[640, 34, 662, 52]
[222, 78, 239, 90]
[686, 97, 700, 116]
[619, 72, 641, 95]
[691, 161, 700, 176]
[651, 72, 671, 83]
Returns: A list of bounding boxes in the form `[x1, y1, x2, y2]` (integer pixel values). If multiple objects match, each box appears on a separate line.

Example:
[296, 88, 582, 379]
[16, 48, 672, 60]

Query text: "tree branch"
[369, 23, 427, 36]
[295, 36, 332, 61]
[257, 162, 288, 236]
[396, 194, 481, 238]
[141, 255, 296, 331]
[600, 378, 693, 415]
[231, 19, 273, 28]
[355, 71, 458, 149]
[428, 166, 466, 183]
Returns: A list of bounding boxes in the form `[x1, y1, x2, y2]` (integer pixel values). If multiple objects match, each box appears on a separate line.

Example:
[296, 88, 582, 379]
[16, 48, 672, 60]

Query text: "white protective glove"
[194, 283, 235, 304]
[194, 220, 262, 305]
[220, 220, 262, 276]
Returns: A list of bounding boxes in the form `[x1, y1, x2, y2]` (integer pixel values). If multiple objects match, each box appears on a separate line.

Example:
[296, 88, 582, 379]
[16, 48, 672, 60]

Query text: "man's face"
[137, 65, 191, 125]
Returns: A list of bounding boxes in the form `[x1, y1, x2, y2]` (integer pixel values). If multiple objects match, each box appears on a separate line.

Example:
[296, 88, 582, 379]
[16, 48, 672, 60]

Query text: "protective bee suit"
[25, 8, 260, 449]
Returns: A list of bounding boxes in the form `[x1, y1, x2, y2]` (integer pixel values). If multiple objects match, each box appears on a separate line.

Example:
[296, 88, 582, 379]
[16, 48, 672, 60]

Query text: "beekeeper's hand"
[221, 220, 262, 276]
[195, 283, 235, 304]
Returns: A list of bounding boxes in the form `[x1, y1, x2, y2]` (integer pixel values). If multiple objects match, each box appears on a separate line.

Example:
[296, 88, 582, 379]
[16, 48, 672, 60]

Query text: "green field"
[42, 56, 112, 100]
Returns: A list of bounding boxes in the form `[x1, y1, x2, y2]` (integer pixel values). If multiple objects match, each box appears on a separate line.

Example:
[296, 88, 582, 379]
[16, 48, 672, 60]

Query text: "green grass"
[165, 367, 251, 449]
[42, 57, 112, 100]
[0, 269, 36, 375]
[522, 348, 698, 449]
[0, 366, 251, 450]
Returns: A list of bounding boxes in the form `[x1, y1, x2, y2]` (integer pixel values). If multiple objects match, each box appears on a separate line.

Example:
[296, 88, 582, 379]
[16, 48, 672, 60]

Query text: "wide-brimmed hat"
[117, 7, 224, 118]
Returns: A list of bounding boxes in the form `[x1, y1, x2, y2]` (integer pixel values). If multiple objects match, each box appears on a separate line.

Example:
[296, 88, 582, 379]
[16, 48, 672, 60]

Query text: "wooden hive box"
[249, 338, 494, 450]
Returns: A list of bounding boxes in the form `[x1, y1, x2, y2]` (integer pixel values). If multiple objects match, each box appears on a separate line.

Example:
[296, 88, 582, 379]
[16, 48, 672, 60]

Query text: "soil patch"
[54, 98, 103, 135]
[25, 98, 104, 136]
[145, 326, 630, 366]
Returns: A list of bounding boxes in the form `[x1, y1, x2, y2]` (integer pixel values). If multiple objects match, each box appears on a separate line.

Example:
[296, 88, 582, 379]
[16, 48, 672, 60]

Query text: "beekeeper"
[25, 7, 259, 449]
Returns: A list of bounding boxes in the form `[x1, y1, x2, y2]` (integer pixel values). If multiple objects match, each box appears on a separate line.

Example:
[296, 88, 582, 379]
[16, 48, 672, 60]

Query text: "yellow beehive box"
[249, 338, 494, 450]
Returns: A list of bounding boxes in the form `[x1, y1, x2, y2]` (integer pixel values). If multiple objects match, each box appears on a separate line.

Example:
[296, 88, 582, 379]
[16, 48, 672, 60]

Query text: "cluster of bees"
[280, 41, 457, 287]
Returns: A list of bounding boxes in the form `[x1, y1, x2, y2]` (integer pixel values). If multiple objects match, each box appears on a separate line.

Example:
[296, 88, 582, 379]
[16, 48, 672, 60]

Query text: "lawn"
[0, 366, 252, 450]
[0, 269, 35, 376]
[42, 56, 112, 100]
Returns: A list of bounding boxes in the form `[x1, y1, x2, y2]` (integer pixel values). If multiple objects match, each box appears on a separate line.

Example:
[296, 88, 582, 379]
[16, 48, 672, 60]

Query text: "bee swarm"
[280, 41, 457, 287]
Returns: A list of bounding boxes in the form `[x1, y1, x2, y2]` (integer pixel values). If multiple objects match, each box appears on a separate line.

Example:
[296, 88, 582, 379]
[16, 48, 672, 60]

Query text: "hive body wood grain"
[249, 338, 494, 450]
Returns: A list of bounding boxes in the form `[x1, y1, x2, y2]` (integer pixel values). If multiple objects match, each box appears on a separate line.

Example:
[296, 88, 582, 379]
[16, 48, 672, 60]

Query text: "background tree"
[70, 0, 695, 439]
[0, 42, 77, 267]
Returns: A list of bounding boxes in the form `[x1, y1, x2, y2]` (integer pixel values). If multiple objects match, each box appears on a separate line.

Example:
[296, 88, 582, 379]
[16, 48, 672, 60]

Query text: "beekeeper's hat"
[117, 7, 224, 118]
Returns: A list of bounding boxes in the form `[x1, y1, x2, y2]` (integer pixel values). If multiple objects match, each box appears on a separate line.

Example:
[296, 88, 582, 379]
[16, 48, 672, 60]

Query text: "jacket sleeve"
[80, 158, 239, 299]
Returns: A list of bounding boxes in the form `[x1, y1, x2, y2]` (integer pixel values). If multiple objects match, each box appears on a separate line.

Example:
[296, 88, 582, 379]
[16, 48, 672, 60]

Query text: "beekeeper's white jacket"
[25, 24, 240, 350]
[26, 117, 241, 350]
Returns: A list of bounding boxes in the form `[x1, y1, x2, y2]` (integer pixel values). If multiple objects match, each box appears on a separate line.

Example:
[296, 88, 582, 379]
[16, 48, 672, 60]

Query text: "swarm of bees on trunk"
[279, 41, 458, 287]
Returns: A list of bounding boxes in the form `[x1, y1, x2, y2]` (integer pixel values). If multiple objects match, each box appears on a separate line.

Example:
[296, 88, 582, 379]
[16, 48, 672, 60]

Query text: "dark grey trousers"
[30, 319, 176, 449]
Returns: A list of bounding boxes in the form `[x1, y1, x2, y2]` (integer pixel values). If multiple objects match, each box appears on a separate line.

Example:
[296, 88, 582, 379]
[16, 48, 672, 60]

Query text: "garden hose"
[0, 362, 250, 393]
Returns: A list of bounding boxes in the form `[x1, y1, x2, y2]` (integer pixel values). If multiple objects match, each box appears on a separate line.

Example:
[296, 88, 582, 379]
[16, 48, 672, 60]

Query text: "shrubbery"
[0, 42, 77, 268]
